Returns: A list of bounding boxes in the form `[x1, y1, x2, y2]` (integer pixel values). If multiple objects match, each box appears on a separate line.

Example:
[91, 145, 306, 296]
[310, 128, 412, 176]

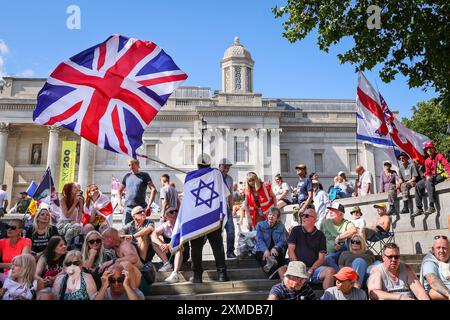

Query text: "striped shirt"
[269, 282, 316, 300]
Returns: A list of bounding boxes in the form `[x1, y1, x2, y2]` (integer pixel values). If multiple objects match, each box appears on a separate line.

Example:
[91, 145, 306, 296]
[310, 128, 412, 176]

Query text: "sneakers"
[165, 271, 181, 283]
[263, 255, 278, 273]
[158, 261, 173, 272]
[411, 208, 424, 218]
[217, 269, 230, 282]
[227, 252, 238, 259]
[425, 206, 436, 215]
[189, 272, 203, 283]
[400, 206, 410, 214]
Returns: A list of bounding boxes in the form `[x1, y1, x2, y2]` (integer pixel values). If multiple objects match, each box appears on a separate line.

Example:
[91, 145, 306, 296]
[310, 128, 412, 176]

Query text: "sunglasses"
[6, 225, 18, 230]
[168, 210, 178, 215]
[300, 214, 315, 219]
[384, 255, 400, 260]
[434, 235, 448, 240]
[109, 277, 125, 284]
[88, 239, 102, 245]
[351, 240, 362, 244]
[65, 261, 82, 267]
[134, 210, 145, 215]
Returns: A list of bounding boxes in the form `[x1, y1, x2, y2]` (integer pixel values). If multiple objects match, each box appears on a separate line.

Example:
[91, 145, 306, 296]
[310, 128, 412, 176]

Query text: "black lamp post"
[201, 118, 208, 162]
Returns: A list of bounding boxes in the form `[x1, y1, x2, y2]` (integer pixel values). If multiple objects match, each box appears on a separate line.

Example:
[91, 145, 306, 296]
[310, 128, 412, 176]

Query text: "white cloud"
[18, 69, 35, 77]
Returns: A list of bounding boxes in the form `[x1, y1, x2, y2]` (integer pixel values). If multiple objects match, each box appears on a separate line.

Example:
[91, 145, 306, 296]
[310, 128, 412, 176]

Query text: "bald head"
[433, 236, 449, 263]
[355, 165, 364, 175]
[102, 227, 119, 239]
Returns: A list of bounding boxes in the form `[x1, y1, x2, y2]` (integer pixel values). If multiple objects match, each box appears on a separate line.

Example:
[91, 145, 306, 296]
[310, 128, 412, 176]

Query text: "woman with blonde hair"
[81, 230, 105, 289]
[83, 184, 112, 231]
[338, 234, 379, 288]
[25, 206, 59, 255]
[243, 172, 277, 230]
[52, 250, 97, 300]
[1, 253, 44, 300]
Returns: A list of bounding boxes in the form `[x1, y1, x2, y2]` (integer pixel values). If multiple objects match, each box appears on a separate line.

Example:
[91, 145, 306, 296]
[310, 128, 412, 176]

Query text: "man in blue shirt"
[420, 235, 450, 300]
[118, 159, 157, 225]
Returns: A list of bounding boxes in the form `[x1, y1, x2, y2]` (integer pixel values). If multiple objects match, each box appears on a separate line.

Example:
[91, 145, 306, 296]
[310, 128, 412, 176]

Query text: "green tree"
[273, 1, 450, 112]
[402, 99, 450, 156]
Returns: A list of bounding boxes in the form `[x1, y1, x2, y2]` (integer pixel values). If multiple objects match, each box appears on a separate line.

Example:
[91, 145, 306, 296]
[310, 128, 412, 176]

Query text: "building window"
[30, 143, 42, 165]
[348, 151, 357, 173]
[234, 66, 241, 91]
[146, 144, 156, 166]
[314, 153, 323, 173]
[235, 136, 248, 163]
[281, 151, 289, 173]
[184, 143, 195, 165]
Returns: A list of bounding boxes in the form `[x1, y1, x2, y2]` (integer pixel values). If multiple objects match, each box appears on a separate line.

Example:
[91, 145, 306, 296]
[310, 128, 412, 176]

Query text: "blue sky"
[0, 0, 436, 118]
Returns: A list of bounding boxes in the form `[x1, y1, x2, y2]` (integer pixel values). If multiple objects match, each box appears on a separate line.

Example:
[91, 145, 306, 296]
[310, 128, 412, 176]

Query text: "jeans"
[324, 243, 348, 272]
[224, 208, 235, 255]
[415, 177, 437, 208]
[190, 227, 226, 274]
[352, 258, 382, 286]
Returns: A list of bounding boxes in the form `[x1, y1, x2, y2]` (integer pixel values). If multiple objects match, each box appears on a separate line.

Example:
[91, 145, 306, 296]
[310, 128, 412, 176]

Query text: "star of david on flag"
[191, 180, 219, 208]
[170, 167, 230, 253]
[33, 34, 188, 158]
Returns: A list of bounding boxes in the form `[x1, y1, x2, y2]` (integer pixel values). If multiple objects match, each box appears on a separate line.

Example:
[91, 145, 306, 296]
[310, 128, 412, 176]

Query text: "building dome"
[222, 37, 253, 61]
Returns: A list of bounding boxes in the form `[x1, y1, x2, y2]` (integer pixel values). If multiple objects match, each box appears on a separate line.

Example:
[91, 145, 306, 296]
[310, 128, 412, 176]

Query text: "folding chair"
[365, 226, 395, 256]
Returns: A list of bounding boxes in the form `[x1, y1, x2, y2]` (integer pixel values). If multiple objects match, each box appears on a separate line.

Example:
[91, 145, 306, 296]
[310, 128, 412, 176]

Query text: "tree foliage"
[402, 99, 450, 156]
[273, 1, 450, 112]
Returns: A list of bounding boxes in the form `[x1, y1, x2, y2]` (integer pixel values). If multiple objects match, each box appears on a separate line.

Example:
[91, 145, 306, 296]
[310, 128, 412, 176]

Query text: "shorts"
[309, 266, 328, 284]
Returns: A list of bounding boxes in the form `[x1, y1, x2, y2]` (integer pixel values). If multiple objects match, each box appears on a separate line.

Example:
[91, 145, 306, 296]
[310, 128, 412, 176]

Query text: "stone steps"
[156, 268, 266, 282]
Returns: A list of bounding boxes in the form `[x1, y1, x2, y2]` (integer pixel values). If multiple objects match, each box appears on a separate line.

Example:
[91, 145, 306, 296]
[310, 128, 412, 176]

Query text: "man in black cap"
[189, 153, 229, 283]
[397, 152, 418, 214]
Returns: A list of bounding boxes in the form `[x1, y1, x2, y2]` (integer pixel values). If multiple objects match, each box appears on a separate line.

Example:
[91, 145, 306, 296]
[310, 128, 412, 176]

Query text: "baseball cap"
[20, 191, 28, 195]
[373, 203, 387, 209]
[333, 267, 358, 282]
[327, 202, 345, 214]
[295, 163, 306, 169]
[383, 160, 392, 166]
[218, 158, 232, 166]
[284, 261, 308, 279]
[397, 152, 410, 160]
[311, 179, 319, 184]
[197, 153, 211, 166]
[350, 206, 362, 215]
[131, 206, 145, 215]
[338, 171, 345, 176]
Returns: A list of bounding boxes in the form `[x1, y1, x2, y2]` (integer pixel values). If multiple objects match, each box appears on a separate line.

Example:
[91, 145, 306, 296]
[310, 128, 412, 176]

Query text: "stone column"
[224, 129, 230, 161]
[363, 143, 377, 193]
[257, 128, 267, 179]
[270, 128, 281, 178]
[78, 138, 96, 190]
[227, 129, 235, 165]
[216, 128, 225, 163]
[47, 125, 60, 181]
[203, 129, 211, 158]
[0, 123, 10, 184]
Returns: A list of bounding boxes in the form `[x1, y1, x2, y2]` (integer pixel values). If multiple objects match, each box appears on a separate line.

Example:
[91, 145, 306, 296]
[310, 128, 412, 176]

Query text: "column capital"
[48, 125, 61, 134]
[0, 122, 11, 134]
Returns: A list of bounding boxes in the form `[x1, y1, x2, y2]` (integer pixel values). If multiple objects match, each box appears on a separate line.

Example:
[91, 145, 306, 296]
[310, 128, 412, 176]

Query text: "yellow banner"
[58, 141, 77, 192]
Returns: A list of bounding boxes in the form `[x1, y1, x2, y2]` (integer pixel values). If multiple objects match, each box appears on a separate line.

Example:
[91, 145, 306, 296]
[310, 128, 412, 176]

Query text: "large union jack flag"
[33, 34, 188, 158]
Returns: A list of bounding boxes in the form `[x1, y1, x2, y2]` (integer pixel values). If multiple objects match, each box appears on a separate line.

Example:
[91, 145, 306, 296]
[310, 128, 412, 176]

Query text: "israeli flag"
[171, 167, 230, 253]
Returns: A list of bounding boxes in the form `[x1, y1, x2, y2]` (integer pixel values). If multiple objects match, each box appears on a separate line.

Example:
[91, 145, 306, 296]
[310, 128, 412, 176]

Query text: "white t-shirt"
[273, 182, 292, 202]
[351, 218, 366, 230]
[0, 190, 8, 209]
[359, 171, 373, 196]
[155, 221, 174, 239]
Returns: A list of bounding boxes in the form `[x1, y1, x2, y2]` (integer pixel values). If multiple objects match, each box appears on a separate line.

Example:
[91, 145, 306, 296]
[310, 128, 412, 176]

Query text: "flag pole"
[136, 153, 187, 174]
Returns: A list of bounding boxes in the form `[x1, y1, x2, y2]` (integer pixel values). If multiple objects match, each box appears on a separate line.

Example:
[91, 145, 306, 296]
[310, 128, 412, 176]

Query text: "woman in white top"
[1, 253, 44, 300]
[273, 174, 292, 209]
[57, 182, 83, 244]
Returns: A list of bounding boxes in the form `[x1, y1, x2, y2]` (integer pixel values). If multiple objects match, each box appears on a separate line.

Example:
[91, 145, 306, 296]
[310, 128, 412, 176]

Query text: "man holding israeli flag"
[171, 153, 230, 283]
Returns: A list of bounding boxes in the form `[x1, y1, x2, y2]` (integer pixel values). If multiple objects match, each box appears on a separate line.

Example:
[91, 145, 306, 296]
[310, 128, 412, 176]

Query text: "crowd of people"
[0, 141, 449, 301]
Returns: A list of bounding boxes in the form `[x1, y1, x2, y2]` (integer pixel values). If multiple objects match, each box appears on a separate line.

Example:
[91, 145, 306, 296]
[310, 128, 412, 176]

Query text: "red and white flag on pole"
[356, 72, 430, 164]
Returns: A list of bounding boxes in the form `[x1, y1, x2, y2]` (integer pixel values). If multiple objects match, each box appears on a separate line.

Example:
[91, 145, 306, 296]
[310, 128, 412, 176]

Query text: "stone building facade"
[0, 37, 387, 205]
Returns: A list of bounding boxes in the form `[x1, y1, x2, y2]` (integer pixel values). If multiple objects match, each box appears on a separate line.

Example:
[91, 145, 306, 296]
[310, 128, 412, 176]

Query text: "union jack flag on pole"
[33, 35, 188, 158]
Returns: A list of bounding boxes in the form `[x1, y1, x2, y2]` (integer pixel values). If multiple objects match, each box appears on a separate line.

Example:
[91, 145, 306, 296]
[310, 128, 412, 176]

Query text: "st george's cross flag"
[170, 167, 230, 253]
[356, 72, 430, 164]
[82, 194, 114, 226]
[33, 35, 187, 158]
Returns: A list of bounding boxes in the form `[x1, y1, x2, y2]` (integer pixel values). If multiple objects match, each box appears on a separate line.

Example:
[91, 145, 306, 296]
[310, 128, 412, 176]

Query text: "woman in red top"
[243, 172, 277, 230]
[0, 219, 32, 275]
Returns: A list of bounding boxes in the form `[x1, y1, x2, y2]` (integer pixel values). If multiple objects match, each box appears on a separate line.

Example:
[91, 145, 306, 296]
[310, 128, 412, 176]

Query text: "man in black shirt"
[280, 208, 336, 289]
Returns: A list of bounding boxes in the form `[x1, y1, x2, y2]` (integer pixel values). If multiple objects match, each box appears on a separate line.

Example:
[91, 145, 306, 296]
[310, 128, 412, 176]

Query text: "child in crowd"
[349, 207, 366, 236]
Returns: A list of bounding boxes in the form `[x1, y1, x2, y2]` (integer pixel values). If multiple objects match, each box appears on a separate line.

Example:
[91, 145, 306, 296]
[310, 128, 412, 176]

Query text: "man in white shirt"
[355, 166, 373, 196]
[0, 184, 8, 217]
